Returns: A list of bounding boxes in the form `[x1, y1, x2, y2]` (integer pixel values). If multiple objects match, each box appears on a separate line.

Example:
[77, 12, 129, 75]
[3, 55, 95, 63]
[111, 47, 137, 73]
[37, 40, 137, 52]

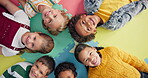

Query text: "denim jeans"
[140, 72, 148, 78]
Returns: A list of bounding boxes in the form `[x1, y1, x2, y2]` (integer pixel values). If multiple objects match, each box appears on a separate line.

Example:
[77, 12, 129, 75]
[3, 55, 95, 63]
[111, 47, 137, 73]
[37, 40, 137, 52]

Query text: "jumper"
[88, 47, 148, 78]
[0, 62, 32, 78]
[0, 6, 30, 56]
[85, 0, 148, 30]
[24, 0, 61, 18]
[93, 0, 138, 23]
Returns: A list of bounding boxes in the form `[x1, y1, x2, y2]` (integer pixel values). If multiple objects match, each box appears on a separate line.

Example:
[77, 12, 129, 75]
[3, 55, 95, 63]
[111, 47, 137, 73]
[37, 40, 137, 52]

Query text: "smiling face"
[78, 47, 101, 67]
[58, 70, 75, 78]
[42, 8, 65, 31]
[29, 62, 49, 78]
[21, 32, 44, 51]
[75, 14, 101, 36]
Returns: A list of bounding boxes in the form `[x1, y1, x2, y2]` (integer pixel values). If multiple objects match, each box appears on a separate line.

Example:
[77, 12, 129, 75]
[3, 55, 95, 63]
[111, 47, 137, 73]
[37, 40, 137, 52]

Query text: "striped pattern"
[1, 62, 32, 78]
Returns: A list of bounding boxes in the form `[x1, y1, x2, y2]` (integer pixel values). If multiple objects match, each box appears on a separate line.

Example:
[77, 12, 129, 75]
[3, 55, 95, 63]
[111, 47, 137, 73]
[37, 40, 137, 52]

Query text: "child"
[18, 0, 70, 35]
[54, 62, 77, 78]
[68, 0, 148, 43]
[0, 0, 54, 56]
[0, 55, 55, 78]
[74, 44, 148, 78]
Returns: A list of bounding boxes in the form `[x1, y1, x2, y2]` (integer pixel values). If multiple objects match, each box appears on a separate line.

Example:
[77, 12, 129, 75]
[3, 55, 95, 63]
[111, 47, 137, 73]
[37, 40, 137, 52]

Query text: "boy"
[68, 0, 148, 43]
[0, 0, 54, 56]
[54, 62, 77, 78]
[18, 0, 70, 35]
[0, 55, 55, 78]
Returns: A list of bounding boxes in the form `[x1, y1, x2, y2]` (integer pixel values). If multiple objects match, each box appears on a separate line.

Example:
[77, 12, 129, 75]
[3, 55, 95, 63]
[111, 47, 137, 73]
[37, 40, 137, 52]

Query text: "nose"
[28, 37, 34, 43]
[34, 70, 38, 77]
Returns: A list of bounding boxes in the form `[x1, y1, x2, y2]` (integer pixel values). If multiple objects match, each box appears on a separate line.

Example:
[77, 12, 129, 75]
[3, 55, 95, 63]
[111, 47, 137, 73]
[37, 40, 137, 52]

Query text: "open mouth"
[92, 57, 98, 65]
[25, 36, 29, 45]
[90, 18, 95, 26]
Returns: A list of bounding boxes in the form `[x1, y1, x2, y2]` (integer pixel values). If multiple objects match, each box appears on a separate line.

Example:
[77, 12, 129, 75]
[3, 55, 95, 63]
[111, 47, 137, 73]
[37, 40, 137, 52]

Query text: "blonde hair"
[42, 11, 70, 35]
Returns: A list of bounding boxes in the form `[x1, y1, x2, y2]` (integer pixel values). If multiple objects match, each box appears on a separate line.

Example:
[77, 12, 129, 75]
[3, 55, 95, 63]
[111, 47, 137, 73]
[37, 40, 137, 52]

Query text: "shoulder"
[103, 46, 119, 52]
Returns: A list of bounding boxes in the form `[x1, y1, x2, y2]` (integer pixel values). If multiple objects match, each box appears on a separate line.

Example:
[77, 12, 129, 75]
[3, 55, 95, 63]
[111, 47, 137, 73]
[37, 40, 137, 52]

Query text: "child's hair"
[36, 55, 55, 76]
[67, 14, 95, 43]
[17, 33, 54, 55]
[54, 62, 77, 78]
[35, 33, 54, 54]
[42, 11, 70, 36]
[74, 44, 104, 63]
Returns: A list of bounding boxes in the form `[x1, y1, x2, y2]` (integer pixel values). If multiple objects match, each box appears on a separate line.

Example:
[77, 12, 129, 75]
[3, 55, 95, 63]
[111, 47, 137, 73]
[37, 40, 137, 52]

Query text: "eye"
[34, 37, 36, 40]
[36, 65, 38, 68]
[49, 20, 52, 24]
[40, 71, 43, 75]
[90, 52, 92, 55]
[82, 21, 85, 24]
[87, 27, 91, 31]
[54, 15, 57, 18]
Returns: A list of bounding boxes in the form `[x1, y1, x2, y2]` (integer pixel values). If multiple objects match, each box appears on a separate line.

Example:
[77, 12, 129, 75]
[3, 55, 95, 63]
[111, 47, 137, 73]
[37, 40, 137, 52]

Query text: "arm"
[101, 0, 148, 30]
[115, 47, 148, 73]
[0, 0, 21, 15]
[17, 0, 26, 8]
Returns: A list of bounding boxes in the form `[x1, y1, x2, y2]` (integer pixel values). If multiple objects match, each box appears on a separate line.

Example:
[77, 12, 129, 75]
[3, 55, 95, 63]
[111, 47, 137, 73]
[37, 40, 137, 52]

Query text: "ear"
[92, 47, 97, 51]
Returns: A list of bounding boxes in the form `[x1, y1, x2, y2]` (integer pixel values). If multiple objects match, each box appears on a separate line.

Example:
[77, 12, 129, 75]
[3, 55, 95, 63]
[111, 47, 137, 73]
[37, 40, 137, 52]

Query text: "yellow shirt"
[94, 0, 138, 23]
[88, 47, 148, 78]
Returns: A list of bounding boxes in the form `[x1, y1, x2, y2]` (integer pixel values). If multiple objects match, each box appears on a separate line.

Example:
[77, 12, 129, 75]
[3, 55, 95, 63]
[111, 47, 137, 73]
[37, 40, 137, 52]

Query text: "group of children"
[0, 0, 148, 77]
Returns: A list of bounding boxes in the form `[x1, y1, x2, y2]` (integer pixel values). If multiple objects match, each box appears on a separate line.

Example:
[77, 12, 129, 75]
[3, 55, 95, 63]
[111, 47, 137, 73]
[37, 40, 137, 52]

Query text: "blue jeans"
[140, 72, 148, 78]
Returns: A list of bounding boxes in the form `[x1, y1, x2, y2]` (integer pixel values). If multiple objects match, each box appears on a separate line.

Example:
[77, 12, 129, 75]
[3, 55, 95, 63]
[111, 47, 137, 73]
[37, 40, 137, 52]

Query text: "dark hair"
[36, 55, 55, 76]
[67, 14, 95, 43]
[37, 33, 54, 54]
[74, 44, 104, 63]
[54, 62, 77, 78]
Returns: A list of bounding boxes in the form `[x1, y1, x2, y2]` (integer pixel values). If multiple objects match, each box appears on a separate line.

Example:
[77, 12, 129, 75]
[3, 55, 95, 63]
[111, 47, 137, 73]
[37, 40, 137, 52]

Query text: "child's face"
[42, 8, 65, 31]
[78, 47, 101, 67]
[75, 14, 100, 36]
[58, 70, 75, 78]
[22, 32, 43, 51]
[29, 61, 49, 78]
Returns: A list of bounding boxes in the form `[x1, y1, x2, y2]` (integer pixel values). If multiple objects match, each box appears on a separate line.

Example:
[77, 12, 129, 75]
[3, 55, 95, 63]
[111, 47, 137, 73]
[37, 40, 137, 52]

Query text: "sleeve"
[24, 3, 37, 18]
[114, 47, 148, 73]
[101, 0, 148, 30]
[1, 62, 32, 78]
[2, 10, 30, 26]
[2, 46, 19, 56]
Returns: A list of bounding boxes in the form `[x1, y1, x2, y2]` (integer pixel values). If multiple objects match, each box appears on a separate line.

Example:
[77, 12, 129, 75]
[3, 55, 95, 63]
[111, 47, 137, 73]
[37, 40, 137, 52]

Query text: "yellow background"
[95, 9, 148, 60]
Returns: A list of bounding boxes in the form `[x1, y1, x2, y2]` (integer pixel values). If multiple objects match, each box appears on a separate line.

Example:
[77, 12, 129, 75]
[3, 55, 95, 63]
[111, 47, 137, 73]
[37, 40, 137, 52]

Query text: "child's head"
[54, 62, 77, 78]
[74, 44, 101, 67]
[29, 55, 55, 78]
[42, 8, 69, 35]
[68, 14, 103, 43]
[22, 32, 54, 53]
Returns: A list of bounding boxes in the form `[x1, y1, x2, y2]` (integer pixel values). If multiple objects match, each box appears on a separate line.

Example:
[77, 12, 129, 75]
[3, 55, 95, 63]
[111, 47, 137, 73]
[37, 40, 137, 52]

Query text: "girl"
[74, 44, 148, 78]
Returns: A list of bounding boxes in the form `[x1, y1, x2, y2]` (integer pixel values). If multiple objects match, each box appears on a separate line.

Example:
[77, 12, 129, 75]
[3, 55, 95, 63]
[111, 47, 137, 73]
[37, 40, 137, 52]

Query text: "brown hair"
[42, 11, 70, 36]
[36, 55, 55, 76]
[37, 33, 54, 54]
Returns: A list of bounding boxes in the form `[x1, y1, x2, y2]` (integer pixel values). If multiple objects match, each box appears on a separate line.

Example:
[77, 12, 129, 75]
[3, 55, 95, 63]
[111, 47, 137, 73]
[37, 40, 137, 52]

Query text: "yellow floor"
[95, 9, 148, 60]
